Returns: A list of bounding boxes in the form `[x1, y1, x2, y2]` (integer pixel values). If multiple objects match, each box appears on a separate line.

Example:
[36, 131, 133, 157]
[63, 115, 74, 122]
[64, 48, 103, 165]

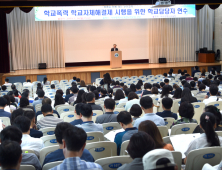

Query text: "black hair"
[208, 74, 213, 80]
[137, 80, 143, 86]
[205, 105, 221, 127]
[108, 88, 113, 95]
[181, 80, 187, 86]
[128, 92, 139, 101]
[75, 103, 83, 115]
[117, 111, 132, 125]
[181, 88, 194, 103]
[66, 89, 70, 96]
[13, 116, 31, 133]
[130, 84, 136, 92]
[42, 98, 52, 105]
[178, 69, 182, 74]
[140, 96, 153, 109]
[27, 79, 31, 82]
[145, 83, 152, 89]
[7, 91, 13, 96]
[199, 84, 206, 91]
[179, 102, 194, 119]
[11, 108, 23, 124]
[160, 82, 165, 88]
[181, 72, 185, 76]
[161, 85, 170, 98]
[90, 86, 96, 92]
[85, 92, 95, 102]
[127, 131, 155, 159]
[0, 97, 7, 107]
[51, 84, 55, 89]
[76, 78, 80, 82]
[202, 79, 209, 86]
[124, 88, 132, 97]
[190, 81, 196, 88]
[114, 89, 125, 100]
[63, 126, 87, 151]
[37, 83, 42, 87]
[87, 85, 91, 92]
[1, 126, 22, 143]
[55, 122, 73, 144]
[183, 83, 191, 90]
[100, 88, 107, 95]
[92, 90, 99, 100]
[104, 99, 115, 110]
[184, 70, 187, 73]
[130, 104, 142, 117]
[56, 90, 63, 96]
[24, 111, 35, 121]
[163, 73, 167, 77]
[73, 77, 76, 80]
[11, 85, 16, 90]
[71, 82, 77, 87]
[164, 79, 169, 83]
[54, 93, 65, 107]
[1, 85, 6, 91]
[173, 88, 182, 99]
[19, 97, 29, 108]
[195, 66, 199, 70]
[151, 87, 159, 95]
[136, 83, 141, 90]
[70, 86, 78, 94]
[75, 90, 85, 104]
[81, 104, 92, 118]
[41, 104, 52, 113]
[5, 78, 9, 82]
[153, 83, 160, 89]
[193, 77, 198, 81]
[162, 98, 173, 109]
[111, 81, 116, 86]
[200, 112, 220, 146]
[37, 90, 45, 97]
[3, 95, 10, 106]
[0, 141, 22, 169]
[210, 85, 218, 96]
[116, 81, 120, 85]
[81, 93, 87, 104]
[9, 95, 15, 103]
[120, 83, 124, 87]
[103, 73, 112, 84]
[13, 89, 19, 97]
[43, 77, 47, 85]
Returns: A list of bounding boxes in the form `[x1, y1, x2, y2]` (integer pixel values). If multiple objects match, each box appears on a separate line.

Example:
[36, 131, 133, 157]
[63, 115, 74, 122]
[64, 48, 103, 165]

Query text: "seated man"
[72, 76, 77, 83]
[1, 85, 8, 92]
[197, 84, 207, 94]
[162, 73, 171, 82]
[0, 140, 22, 170]
[198, 73, 206, 82]
[190, 81, 197, 91]
[25, 79, 33, 88]
[1, 126, 41, 170]
[43, 122, 94, 166]
[168, 71, 175, 80]
[164, 79, 169, 85]
[156, 98, 177, 120]
[76, 78, 81, 85]
[13, 116, 44, 157]
[70, 103, 83, 126]
[179, 72, 186, 81]
[4, 78, 12, 86]
[214, 70, 221, 80]
[36, 104, 63, 129]
[50, 126, 102, 170]
[159, 82, 165, 92]
[119, 88, 132, 104]
[142, 83, 152, 96]
[134, 96, 165, 128]
[32, 90, 45, 112]
[48, 84, 56, 93]
[114, 111, 138, 155]
[76, 104, 103, 133]
[24, 111, 43, 138]
[68, 86, 79, 103]
[192, 66, 200, 77]
[0, 97, 11, 118]
[86, 92, 103, 111]
[203, 85, 222, 105]
[135, 83, 143, 94]
[95, 99, 117, 124]
[120, 83, 124, 89]
[113, 81, 121, 89]
[64, 86, 76, 102]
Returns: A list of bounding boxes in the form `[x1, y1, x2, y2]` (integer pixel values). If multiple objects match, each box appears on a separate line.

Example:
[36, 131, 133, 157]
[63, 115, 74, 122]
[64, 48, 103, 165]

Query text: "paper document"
[105, 128, 124, 142]
[170, 133, 200, 158]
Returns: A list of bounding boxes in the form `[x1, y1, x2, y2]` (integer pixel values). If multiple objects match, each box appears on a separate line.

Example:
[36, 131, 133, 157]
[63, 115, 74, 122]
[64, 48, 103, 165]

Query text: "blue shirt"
[0, 109, 11, 118]
[48, 89, 56, 93]
[49, 157, 102, 170]
[32, 99, 44, 112]
[76, 121, 103, 133]
[135, 90, 143, 94]
[43, 148, 94, 166]
[36, 110, 60, 118]
[30, 129, 43, 138]
[133, 113, 165, 128]
[156, 110, 178, 120]
[114, 127, 138, 155]
[70, 119, 83, 126]
[65, 93, 74, 102]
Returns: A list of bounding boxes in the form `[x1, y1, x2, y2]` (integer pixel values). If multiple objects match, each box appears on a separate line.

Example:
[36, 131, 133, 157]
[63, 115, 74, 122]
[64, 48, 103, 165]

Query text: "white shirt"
[21, 134, 44, 157]
[119, 97, 128, 104]
[203, 96, 222, 105]
[125, 99, 140, 111]
[24, 82, 33, 88]
[3, 83, 12, 86]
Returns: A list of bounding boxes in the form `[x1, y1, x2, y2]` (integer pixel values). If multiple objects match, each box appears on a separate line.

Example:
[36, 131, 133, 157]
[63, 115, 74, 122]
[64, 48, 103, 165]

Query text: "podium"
[110, 51, 122, 69]
[198, 53, 215, 63]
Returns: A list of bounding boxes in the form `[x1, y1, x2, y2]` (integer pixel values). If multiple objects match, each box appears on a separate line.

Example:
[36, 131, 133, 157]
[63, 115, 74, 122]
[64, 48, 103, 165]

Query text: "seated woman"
[171, 102, 197, 127]
[73, 90, 86, 105]
[54, 93, 68, 108]
[157, 85, 173, 106]
[125, 92, 140, 111]
[79, 80, 87, 87]
[117, 131, 155, 170]
[114, 89, 125, 101]
[42, 77, 50, 86]
[193, 105, 222, 133]
[19, 97, 34, 111]
[172, 88, 182, 99]
[184, 112, 222, 164]
[180, 87, 197, 104]
[150, 86, 159, 98]
[130, 104, 143, 123]
[3, 95, 16, 113]
[139, 120, 174, 151]
[172, 84, 180, 95]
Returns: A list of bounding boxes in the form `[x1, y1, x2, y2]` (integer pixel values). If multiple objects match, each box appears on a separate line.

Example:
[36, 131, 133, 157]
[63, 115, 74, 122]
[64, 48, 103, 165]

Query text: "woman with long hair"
[139, 120, 174, 151]
[19, 96, 34, 111]
[173, 88, 182, 99]
[42, 77, 50, 85]
[114, 89, 125, 101]
[74, 90, 85, 105]
[54, 93, 66, 107]
[180, 87, 197, 104]
[79, 80, 87, 87]
[161, 85, 172, 98]
[100, 73, 112, 86]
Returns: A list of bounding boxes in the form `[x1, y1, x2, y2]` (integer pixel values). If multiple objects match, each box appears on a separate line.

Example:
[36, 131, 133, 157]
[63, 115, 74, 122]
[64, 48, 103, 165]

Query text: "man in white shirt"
[48, 84, 56, 93]
[24, 79, 33, 89]
[203, 85, 222, 105]
[119, 88, 132, 104]
[13, 116, 44, 157]
[3, 78, 12, 86]
[161, 73, 171, 82]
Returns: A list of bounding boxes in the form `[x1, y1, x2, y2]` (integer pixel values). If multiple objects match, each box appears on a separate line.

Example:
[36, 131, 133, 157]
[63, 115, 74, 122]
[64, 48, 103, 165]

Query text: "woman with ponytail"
[184, 112, 222, 164]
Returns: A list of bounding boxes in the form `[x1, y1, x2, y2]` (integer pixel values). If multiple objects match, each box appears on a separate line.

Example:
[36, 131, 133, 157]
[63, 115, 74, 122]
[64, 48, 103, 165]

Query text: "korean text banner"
[35, 5, 196, 21]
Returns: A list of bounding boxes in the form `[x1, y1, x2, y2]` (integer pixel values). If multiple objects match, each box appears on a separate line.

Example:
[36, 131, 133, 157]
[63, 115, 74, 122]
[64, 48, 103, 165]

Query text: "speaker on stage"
[38, 63, 46, 69]
[159, 58, 167, 63]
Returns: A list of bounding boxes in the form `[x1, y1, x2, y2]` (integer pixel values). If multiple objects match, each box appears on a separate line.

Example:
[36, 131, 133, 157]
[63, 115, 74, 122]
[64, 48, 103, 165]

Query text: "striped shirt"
[36, 114, 63, 130]
[50, 157, 103, 170]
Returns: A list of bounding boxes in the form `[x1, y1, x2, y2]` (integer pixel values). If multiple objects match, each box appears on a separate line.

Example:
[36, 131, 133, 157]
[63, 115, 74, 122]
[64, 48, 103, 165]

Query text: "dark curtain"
[196, 5, 205, 10]
[19, 7, 33, 13]
[208, 4, 220, 10]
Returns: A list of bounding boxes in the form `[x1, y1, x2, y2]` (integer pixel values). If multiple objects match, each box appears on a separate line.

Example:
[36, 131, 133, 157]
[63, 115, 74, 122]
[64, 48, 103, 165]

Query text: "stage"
[2, 62, 221, 84]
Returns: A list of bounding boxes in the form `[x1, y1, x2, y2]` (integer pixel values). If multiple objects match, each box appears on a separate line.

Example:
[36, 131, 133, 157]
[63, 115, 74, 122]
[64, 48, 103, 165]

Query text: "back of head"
[173, 88, 182, 99]
[75, 103, 83, 115]
[162, 98, 173, 109]
[24, 111, 35, 122]
[151, 87, 159, 95]
[181, 87, 192, 99]
[140, 96, 153, 110]
[179, 102, 194, 119]
[195, 66, 199, 70]
[130, 104, 142, 117]
[19, 97, 29, 107]
[202, 79, 208, 86]
[183, 83, 191, 90]
[199, 84, 206, 91]
[108, 88, 113, 95]
[124, 88, 132, 97]
[85, 92, 95, 102]
[100, 88, 107, 95]
[92, 90, 99, 100]
[128, 92, 139, 101]
[5, 78, 9, 83]
[0, 97, 7, 107]
[55, 122, 73, 144]
[42, 98, 52, 105]
[161, 85, 170, 98]
[43, 77, 47, 84]
[41, 104, 52, 113]
[181, 72, 185, 76]
[63, 126, 87, 152]
[73, 77, 76, 80]
[90, 86, 96, 92]
[81, 104, 92, 118]
[130, 84, 136, 92]
[51, 84, 55, 89]
[11, 84, 16, 90]
[3, 95, 10, 106]
[27, 79, 31, 83]
[193, 77, 198, 81]
[205, 105, 221, 127]
[190, 81, 196, 88]
[76, 78, 80, 82]
[11, 108, 23, 124]
[13, 116, 30, 133]
[116, 81, 119, 85]
[164, 79, 169, 84]
[181, 80, 187, 86]
[2, 85, 6, 91]
[163, 73, 167, 77]
[37, 89, 45, 98]
[71, 86, 78, 94]
[160, 82, 165, 88]
[170, 68, 173, 72]
[0, 141, 22, 169]
[114, 89, 125, 100]
[104, 98, 115, 110]
[184, 70, 187, 73]
[1, 126, 22, 143]
[146, 83, 152, 89]
[200, 112, 220, 146]
[210, 85, 218, 96]
[117, 111, 132, 125]
[208, 74, 213, 80]
[127, 131, 155, 159]
[54, 93, 65, 106]
[120, 83, 124, 87]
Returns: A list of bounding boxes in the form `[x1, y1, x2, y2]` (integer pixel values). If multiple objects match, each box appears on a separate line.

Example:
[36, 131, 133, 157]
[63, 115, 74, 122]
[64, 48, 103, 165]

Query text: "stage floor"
[2, 62, 221, 84]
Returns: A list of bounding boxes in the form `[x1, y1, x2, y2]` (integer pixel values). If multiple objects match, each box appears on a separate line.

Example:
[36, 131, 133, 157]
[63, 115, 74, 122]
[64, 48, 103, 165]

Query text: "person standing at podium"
[111, 44, 118, 51]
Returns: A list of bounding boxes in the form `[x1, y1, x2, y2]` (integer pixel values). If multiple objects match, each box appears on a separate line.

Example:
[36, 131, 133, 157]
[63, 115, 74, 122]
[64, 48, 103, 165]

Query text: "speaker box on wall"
[38, 63, 46, 69]
[159, 58, 167, 63]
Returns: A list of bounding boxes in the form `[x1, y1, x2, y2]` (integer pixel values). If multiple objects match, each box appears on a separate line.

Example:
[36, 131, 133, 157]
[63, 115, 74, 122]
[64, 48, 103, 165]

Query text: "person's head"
[163, 73, 167, 77]
[178, 69, 182, 74]
[26, 79, 31, 83]
[1, 126, 22, 144]
[3, 95, 10, 106]
[120, 83, 124, 87]
[92, 90, 99, 100]
[0, 141, 22, 170]
[43, 77, 47, 84]
[130, 84, 136, 92]
[42, 98, 52, 105]
[117, 111, 132, 128]
[170, 68, 173, 73]
[201, 73, 205, 78]
[145, 83, 152, 90]
[161, 85, 170, 98]
[173, 88, 182, 99]
[75, 103, 83, 116]
[205, 105, 221, 127]
[140, 96, 153, 111]
[75, 90, 85, 103]
[51, 84, 55, 89]
[168, 71, 172, 76]
[70, 86, 78, 94]
[200, 112, 220, 147]
[114, 89, 125, 100]
[181, 72, 185, 76]
[104, 98, 115, 111]
[195, 66, 199, 70]
[80, 104, 93, 119]
[103, 73, 112, 84]
[21, 91, 28, 98]
[139, 120, 165, 148]
[179, 102, 194, 119]
[71, 82, 77, 87]
[127, 132, 155, 159]
[76, 78, 80, 83]
[202, 68, 206, 74]
[37, 89, 45, 98]
[208, 74, 213, 80]
[41, 104, 53, 116]
[90, 86, 96, 92]
[184, 69, 187, 73]
[181, 80, 187, 86]
[73, 77, 76, 81]
[173, 84, 179, 90]
[5, 78, 9, 83]
[24, 111, 35, 126]
[153, 83, 160, 89]
[130, 104, 142, 118]
[19, 97, 29, 108]
[128, 92, 139, 101]
[160, 82, 165, 88]
[210, 85, 218, 96]
[0, 97, 7, 108]
[85, 92, 95, 103]
[100, 88, 107, 96]
[81, 93, 87, 104]
[11, 84, 16, 90]
[193, 77, 198, 82]
[199, 84, 206, 91]
[55, 122, 74, 145]
[162, 98, 173, 110]
[181, 87, 192, 99]
[138, 80, 143, 86]
[183, 83, 191, 90]
[185, 74, 190, 77]
[135, 83, 141, 91]
[1, 85, 6, 91]
[13, 116, 31, 134]
[202, 79, 208, 86]
[11, 109, 23, 125]
[124, 88, 132, 97]
[190, 81, 196, 88]
[115, 81, 119, 85]
[151, 87, 159, 95]
[54, 93, 65, 107]
[7, 91, 14, 97]
[113, 44, 117, 48]
[164, 79, 169, 84]
[111, 81, 116, 86]
[80, 80, 86, 87]
[108, 88, 113, 96]
[143, 149, 176, 170]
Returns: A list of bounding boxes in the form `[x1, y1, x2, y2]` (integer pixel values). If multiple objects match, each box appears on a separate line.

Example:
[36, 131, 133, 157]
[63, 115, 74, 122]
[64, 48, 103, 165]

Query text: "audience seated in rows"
[180, 87, 197, 104]
[86, 92, 103, 111]
[125, 92, 140, 111]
